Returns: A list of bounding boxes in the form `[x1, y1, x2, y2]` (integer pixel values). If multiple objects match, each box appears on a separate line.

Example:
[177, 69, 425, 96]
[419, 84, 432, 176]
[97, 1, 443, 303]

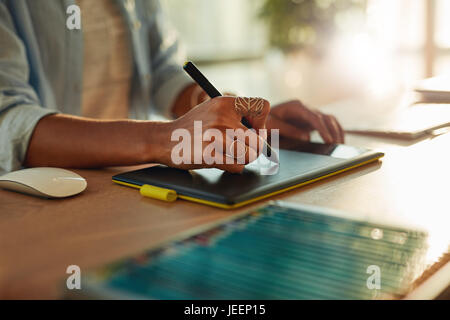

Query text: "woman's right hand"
[154, 96, 270, 173]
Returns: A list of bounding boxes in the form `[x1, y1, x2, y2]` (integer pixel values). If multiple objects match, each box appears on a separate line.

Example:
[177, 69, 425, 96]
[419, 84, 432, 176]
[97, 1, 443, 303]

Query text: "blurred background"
[163, 0, 450, 108]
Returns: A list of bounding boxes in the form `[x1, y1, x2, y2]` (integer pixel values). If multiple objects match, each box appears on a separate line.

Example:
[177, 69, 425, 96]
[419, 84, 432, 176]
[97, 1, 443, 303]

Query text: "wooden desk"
[0, 133, 449, 299]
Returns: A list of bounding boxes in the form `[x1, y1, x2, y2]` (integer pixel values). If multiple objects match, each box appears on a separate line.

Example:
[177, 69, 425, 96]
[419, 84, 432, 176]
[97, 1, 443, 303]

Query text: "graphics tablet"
[112, 142, 384, 209]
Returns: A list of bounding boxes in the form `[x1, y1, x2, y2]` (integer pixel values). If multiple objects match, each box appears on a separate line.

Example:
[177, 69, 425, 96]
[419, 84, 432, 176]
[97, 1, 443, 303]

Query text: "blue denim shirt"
[0, 0, 193, 173]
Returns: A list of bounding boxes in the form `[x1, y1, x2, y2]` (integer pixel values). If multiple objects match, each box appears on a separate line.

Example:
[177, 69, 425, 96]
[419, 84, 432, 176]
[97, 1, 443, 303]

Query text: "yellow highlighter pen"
[140, 184, 177, 202]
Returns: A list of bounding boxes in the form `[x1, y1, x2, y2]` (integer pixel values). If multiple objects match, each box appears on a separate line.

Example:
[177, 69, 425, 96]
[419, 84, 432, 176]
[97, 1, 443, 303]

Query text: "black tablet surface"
[112, 142, 384, 209]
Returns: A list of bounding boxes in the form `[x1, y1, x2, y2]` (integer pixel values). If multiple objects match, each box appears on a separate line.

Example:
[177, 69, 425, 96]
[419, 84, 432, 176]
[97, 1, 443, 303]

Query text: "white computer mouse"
[0, 167, 87, 198]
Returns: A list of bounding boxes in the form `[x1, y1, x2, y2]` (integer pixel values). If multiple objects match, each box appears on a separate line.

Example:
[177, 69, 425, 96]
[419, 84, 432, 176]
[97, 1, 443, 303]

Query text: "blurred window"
[163, 0, 267, 62]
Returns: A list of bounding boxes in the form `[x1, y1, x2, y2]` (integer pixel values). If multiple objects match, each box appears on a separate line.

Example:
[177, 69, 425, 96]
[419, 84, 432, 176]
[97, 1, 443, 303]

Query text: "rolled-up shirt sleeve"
[0, 3, 56, 174]
[146, 0, 193, 118]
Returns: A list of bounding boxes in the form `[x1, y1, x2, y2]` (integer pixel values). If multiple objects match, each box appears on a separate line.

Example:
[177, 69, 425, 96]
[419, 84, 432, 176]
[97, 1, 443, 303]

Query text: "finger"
[224, 126, 264, 163]
[214, 162, 245, 174]
[201, 144, 247, 172]
[185, 157, 245, 174]
[202, 128, 260, 165]
[330, 115, 345, 143]
[203, 147, 252, 170]
[233, 97, 270, 130]
[246, 99, 270, 130]
[236, 123, 268, 156]
[326, 114, 345, 143]
[267, 115, 310, 141]
[334, 116, 345, 143]
[322, 113, 342, 144]
[226, 141, 259, 164]
[283, 102, 334, 143]
[312, 112, 334, 143]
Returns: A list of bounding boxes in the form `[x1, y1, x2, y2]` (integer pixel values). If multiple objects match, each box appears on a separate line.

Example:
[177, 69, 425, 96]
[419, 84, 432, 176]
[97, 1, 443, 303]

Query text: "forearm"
[24, 83, 205, 169]
[24, 114, 168, 168]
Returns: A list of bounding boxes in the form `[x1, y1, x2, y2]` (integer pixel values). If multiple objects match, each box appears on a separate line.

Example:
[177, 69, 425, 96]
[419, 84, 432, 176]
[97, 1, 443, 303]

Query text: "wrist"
[141, 120, 174, 164]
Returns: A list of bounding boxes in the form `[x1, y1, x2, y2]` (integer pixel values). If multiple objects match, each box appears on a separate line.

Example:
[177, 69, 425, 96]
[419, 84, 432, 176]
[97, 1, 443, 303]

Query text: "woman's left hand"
[175, 86, 344, 143]
[266, 100, 345, 144]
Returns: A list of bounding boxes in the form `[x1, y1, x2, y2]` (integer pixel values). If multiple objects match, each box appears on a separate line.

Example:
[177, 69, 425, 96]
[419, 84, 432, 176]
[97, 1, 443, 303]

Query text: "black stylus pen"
[183, 61, 278, 161]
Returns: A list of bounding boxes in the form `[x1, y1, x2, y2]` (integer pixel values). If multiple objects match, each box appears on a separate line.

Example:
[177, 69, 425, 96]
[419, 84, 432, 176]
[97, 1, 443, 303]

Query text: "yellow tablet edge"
[113, 155, 384, 210]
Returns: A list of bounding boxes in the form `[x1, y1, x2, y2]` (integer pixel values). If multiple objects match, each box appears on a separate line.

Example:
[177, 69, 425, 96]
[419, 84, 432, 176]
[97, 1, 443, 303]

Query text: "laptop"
[320, 99, 450, 140]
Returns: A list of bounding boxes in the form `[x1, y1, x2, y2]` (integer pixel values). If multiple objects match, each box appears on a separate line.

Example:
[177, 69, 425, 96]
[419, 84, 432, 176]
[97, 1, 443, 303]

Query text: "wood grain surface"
[0, 133, 449, 299]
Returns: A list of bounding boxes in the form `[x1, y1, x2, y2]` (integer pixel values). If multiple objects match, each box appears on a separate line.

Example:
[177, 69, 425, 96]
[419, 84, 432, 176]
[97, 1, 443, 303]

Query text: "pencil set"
[81, 202, 432, 299]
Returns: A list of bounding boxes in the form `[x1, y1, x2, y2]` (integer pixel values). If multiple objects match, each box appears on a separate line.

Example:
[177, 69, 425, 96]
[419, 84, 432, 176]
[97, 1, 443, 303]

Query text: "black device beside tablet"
[112, 141, 384, 209]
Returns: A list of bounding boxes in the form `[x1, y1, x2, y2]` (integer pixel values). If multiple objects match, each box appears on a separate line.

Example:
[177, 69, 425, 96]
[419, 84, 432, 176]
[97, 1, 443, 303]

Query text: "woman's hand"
[267, 100, 345, 144]
[156, 96, 270, 173]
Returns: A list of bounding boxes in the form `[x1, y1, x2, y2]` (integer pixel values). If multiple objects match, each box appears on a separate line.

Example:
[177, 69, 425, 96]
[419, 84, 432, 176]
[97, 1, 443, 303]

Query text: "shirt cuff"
[152, 70, 194, 119]
[0, 104, 57, 174]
